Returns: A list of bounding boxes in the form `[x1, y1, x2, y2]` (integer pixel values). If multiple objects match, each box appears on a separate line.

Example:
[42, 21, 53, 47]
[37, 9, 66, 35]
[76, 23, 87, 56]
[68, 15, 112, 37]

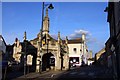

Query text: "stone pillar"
[55, 32, 61, 70]
[36, 31, 42, 72]
[36, 41, 40, 72]
[64, 36, 69, 70]
[55, 41, 62, 70]
[63, 54, 69, 70]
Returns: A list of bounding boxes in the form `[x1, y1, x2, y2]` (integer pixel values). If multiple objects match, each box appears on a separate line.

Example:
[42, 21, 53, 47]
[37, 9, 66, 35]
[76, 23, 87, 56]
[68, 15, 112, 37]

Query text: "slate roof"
[68, 38, 83, 44]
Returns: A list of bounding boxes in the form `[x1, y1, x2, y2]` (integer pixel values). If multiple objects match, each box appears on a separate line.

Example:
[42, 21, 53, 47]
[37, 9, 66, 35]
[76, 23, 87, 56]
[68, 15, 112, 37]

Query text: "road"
[31, 65, 114, 80]
[11, 65, 114, 80]
[57, 65, 113, 80]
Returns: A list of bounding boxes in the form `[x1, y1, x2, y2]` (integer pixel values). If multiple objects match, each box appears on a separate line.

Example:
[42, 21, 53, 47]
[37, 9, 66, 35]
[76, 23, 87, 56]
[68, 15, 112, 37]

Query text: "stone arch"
[42, 52, 55, 71]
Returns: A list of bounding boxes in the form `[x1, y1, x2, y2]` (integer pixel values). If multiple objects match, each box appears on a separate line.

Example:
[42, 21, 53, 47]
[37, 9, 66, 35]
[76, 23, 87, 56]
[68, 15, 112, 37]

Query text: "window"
[86, 49, 88, 52]
[80, 49, 82, 52]
[73, 48, 77, 53]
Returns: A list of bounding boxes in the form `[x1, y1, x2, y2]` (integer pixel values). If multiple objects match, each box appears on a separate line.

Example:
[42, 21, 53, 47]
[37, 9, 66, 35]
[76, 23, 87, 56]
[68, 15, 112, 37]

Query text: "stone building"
[95, 48, 105, 61]
[0, 35, 7, 80]
[89, 50, 93, 59]
[13, 8, 69, 72]
[105, 1, 120, 79]
[13, 35, 37, 72]
[68, 34, 89, 67]
[94, 48, 107, 67]
[30, 8, 69, 72]
[0, 35, 6, 55]
[87, 50, 94, 65]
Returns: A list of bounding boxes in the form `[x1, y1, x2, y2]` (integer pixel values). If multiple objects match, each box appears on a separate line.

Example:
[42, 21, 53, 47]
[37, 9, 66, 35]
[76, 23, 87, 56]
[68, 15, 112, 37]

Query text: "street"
[14, 65, 114, 80]
[56, 65, 113, 80]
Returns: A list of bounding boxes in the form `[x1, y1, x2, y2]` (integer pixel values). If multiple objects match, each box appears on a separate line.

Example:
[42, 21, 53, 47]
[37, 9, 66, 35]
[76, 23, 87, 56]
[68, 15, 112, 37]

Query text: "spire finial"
[46, 8, 48, 17]
[24, 31, 27, 41]
[58, 31, 60, 43]
[58, 31, 60, 38]
[65, 36, 68, 44]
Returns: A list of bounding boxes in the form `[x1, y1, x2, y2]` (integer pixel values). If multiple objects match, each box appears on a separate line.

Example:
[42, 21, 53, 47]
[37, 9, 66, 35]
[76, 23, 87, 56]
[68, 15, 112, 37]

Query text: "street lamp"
[39, 2, 54, 73]
[23, 31, 27, 76]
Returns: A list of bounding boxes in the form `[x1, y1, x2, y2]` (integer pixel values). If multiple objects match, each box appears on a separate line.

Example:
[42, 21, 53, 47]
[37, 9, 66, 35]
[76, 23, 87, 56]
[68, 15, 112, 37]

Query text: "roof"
[30, 33, 57, 42]
[19, 40, 37, 53]
[88, 58, 94, 61]
[68, 38, 82, 44]
[96, 48, 105, 55]
[0, 35, 7, 46]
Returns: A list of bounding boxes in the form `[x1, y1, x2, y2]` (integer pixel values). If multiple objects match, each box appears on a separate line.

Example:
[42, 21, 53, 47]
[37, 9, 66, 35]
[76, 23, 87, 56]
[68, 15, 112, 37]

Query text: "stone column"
[55, 32, 61, 70]
[55, 44, 61, 70]
[36, 31, 42, 72]
[63, 54, 69, 70]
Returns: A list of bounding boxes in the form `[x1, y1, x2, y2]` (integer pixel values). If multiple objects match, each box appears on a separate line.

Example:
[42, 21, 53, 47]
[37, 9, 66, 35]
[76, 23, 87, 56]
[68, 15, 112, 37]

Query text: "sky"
[2, 2, 109, 56]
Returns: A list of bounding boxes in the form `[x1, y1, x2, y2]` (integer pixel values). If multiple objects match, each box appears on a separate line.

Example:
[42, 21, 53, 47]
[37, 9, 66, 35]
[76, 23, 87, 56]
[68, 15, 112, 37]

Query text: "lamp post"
[23, 31, 27, 76]
[39, 2, 54, 73]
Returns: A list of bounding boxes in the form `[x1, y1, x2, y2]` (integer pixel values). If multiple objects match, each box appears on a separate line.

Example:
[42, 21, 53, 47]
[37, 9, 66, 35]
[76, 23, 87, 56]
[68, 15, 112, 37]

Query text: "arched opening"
[42, 52, 55, 71]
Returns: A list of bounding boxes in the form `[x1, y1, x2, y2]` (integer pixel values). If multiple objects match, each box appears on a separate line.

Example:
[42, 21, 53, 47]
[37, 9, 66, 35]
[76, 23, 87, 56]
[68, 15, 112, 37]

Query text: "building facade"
[87, 50, 94, 65]
[13, 8, 69, 72]
[0, 35, 6, 55]
[105, 1, 120, 79]
[0, 35, 7, 80]
[94, 48, 107, 67]
[68, 34, 89, 67]
[95, 48, 105, 61]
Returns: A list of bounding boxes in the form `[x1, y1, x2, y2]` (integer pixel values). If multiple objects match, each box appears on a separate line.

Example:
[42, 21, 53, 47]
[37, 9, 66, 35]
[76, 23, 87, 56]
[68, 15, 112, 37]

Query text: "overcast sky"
[2, 2, 109, 56]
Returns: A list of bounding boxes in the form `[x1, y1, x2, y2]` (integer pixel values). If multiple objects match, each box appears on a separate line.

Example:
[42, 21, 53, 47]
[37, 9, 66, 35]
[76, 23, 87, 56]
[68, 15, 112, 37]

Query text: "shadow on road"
[55, 65, 114, 80]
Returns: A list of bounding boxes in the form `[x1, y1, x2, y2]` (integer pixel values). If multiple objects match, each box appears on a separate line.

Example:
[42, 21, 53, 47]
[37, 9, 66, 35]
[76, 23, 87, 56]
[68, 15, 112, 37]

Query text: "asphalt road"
[11, 65, 114, 80]
[32, 65, 114, 80]
[57, 66, 113, 80]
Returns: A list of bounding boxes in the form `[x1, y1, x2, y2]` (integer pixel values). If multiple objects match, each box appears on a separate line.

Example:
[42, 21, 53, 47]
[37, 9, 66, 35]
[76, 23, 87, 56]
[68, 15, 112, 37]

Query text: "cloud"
[68, 29, 105, 53]
[69, 29, 91, 39]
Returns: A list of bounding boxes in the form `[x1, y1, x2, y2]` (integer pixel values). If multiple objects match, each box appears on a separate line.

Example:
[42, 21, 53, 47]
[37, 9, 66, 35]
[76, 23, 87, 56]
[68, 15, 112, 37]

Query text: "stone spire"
[46, 8, 48, 17]
[43, 8, 49, 35]
[65, 36, 68, 44]
[58, 31, 60, 43]
[82, 33, 85, 42]
[23, 31, 27, 41]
